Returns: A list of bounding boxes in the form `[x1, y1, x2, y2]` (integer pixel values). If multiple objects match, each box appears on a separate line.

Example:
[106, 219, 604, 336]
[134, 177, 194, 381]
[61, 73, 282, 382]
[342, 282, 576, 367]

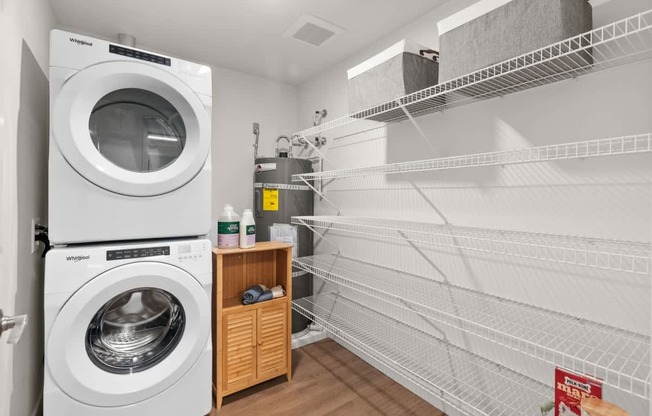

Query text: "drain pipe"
[117, 33, 136, 47]
[253, 123, 260, 160]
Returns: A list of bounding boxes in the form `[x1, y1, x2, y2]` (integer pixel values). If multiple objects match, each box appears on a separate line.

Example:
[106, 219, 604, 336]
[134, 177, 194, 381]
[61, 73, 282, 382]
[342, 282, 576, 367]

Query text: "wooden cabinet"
[213, 242, 292, 409]
[256, 303, 288, 380]
[222, 309, 257, 393]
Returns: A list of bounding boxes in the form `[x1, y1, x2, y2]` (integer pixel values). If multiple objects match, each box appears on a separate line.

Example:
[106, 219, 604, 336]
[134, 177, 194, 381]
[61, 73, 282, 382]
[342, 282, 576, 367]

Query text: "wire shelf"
[293, 293, 553, 415]
[294, 254, 651, 399]
[294, 10, 652, 139]
[292, 216, 651, 275]
[292, 133, 652, 181]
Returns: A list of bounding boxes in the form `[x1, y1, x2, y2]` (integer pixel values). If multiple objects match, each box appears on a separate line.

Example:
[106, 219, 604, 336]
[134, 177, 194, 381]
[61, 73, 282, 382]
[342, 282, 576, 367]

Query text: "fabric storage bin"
[437, 0, 593, 82]
[347, 39, 439, 119]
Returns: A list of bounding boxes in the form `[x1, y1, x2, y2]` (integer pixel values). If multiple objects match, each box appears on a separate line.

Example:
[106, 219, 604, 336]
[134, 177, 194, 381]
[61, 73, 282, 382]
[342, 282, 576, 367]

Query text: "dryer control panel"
[109, 44, 171, 66]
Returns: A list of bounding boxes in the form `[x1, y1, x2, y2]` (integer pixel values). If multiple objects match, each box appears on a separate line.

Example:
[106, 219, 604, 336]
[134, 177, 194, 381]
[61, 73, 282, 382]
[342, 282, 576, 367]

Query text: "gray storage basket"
[439, 0, 593, 82]
[348, 52, 439, 121]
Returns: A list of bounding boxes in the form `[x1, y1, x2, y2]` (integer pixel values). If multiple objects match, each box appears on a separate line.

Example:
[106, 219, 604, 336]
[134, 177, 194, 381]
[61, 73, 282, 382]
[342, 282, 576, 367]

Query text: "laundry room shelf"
[293, 293, 553, 416]
[292, 216, 651, 275]
[291, 133, 652, 182]
[293, 10, 652, 140]
[293, 254, 651, 399]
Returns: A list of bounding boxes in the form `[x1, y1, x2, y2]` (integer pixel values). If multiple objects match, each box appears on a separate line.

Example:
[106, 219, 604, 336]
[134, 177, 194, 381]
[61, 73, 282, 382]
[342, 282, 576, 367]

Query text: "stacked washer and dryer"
[45, 30, 213, 416]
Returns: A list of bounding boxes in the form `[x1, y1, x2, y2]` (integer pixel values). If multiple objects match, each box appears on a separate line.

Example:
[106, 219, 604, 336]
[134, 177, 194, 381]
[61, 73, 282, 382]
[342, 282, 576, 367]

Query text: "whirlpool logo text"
[66, 255, 91, 262]
[69, 37, 93, 46]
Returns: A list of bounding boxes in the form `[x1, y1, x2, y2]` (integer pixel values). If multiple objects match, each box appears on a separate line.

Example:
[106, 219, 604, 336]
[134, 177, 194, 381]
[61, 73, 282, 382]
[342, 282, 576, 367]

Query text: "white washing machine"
[44, 239, 212, 416]
[49, 30, 212, 245]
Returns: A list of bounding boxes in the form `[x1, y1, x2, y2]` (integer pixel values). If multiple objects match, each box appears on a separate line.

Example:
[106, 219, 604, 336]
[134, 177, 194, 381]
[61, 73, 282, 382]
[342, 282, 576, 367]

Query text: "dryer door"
[46, 262, 210, 407]
[52, 61, 210, 197]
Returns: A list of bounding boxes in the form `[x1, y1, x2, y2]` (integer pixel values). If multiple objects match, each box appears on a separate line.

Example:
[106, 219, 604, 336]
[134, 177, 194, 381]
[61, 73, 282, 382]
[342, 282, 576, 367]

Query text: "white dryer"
[44, 239, 212, 416]
[49, 30, 212, 244]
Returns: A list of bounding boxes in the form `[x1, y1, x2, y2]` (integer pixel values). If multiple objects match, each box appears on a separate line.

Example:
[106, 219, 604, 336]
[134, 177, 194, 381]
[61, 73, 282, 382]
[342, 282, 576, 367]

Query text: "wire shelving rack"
[289, 9, 652, 413]
[292, 216, 651, 275]
[293, 254, 651, 398]
[293, 10, 652, 140]
[292, 133, 652, 182]
[293, 293, 553, 415]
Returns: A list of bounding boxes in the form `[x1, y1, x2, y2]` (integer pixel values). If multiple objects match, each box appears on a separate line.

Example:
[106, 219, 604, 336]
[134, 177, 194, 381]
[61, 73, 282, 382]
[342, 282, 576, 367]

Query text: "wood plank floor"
[210, 339, 445, 416]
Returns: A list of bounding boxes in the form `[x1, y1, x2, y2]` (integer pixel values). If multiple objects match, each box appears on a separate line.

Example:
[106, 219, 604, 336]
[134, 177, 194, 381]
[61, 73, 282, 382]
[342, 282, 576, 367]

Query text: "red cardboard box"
[555, 367, 602, 416]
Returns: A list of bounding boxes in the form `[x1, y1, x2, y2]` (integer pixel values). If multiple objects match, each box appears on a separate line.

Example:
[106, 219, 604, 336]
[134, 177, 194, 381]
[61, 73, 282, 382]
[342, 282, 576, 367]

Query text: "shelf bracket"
[296, 218, 341, 254]
[318, 157, 324, 201]
[395, 99, 436, 153]
[298, 176, 341, 215]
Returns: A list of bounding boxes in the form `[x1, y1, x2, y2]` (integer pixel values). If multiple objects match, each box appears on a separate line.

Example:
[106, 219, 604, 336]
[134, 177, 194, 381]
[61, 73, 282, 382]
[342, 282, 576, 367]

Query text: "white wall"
[298, 0, 651, 414]
[0, 0, 55, 415]
[210, 66, 298, 219]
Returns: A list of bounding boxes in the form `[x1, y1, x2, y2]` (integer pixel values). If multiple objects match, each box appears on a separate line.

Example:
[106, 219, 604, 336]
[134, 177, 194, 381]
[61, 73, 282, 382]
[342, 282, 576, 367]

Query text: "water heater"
[254, 157, 314, 334]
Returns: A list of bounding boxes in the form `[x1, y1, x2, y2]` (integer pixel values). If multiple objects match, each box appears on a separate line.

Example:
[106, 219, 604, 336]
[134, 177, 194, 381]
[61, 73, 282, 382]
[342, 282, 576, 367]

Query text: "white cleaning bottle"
[217, 204, 240, 248]
[239, 209, 256, 249]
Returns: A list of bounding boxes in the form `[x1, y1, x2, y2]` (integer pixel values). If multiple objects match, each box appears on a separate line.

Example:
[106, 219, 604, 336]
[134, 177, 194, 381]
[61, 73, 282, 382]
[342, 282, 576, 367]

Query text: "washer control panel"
[177, 241, 208, 262]
[106, 246, 170, 261]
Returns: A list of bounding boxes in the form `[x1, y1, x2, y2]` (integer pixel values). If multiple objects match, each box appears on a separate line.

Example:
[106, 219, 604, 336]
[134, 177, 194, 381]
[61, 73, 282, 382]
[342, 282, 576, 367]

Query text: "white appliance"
[44, 239, 212, 416]
[49, 30, 212, 244]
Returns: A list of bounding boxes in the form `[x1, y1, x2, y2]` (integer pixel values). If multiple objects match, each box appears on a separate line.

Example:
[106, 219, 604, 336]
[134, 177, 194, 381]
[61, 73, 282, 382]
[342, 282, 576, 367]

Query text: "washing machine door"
[46, 262, 210, 407]
[52, 61, 210, 197]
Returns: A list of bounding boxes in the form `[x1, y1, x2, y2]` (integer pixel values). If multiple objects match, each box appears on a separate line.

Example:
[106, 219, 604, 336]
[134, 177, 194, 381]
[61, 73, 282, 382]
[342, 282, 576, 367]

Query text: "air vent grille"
[283, 14, 345, 47]
[293, 22, 336, 47]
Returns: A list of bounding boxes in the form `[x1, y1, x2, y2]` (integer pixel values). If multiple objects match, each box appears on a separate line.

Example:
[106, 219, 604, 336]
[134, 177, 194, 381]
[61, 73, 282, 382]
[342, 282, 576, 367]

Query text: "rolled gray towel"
[242, 284, 267, 305]
[257, 290, 274, 303]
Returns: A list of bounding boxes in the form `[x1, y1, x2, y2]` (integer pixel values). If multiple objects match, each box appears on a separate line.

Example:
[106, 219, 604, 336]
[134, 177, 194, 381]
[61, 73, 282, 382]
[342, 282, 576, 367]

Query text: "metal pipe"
[275, 135, 292, 158]
[253, 123, 260, 160]
[118, 33, 136, 47]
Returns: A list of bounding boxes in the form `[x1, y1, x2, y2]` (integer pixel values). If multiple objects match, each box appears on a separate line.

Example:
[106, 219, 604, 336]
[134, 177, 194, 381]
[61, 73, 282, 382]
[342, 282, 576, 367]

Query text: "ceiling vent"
[283, 14, 345, 47]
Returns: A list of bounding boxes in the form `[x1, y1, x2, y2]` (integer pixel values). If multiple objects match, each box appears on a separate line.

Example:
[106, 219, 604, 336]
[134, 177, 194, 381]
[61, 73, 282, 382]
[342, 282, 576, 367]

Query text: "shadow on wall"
[13, 40, 48, 416]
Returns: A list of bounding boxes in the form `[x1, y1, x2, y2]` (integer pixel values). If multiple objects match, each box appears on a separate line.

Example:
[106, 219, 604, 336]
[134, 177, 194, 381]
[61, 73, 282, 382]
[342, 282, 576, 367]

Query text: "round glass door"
[51, 61, 211, 196]
[86, 287, 185, 374]
[89, 89, 187, 173]
[46, 261, 210, 406]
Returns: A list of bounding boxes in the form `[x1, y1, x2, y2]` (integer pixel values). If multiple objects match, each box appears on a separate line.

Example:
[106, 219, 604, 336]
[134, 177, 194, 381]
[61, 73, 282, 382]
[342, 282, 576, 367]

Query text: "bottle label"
[218, 221, 239, 234]
[244, 225, 256, 246]
[218, 221, 240, 247]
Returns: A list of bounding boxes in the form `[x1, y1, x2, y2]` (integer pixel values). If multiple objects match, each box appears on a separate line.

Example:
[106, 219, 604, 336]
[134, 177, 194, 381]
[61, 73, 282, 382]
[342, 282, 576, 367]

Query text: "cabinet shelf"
[292, 133, 652, 182]
[222, 296, 288, 312]
[293, 293, 553, 416]
[293, 10, 652, 140]
[293, 254, 651, 398]
[292, 216, 651, 275]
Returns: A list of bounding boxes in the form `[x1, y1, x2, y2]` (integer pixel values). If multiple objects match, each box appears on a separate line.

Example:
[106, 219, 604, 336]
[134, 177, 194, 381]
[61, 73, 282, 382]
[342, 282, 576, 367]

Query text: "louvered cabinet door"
[222, 309, 257, 394]
[257, 303, 288, 380]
